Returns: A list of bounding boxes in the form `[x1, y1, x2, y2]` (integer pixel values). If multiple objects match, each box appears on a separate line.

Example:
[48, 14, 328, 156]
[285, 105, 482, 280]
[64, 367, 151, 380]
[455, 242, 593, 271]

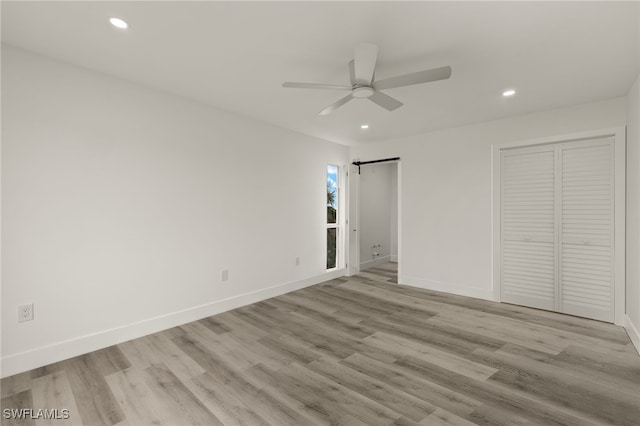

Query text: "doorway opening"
[347, 159, 400, 284]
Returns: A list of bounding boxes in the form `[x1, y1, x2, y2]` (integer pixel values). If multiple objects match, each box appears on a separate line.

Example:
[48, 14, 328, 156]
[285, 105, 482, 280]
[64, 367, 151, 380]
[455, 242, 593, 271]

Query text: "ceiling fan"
[283, 43, 452, 115]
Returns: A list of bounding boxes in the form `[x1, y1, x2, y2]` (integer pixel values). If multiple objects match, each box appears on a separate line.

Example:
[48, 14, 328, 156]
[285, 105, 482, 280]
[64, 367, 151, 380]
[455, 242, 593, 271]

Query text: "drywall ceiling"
[2, 1, 639, 145]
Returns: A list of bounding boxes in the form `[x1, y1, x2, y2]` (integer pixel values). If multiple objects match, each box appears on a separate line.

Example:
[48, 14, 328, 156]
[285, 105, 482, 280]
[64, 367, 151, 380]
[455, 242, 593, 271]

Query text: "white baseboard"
[390, 255, 398, 262]
[625, 315, 640, 355]
[401, 275, 496, 302]
[1, 269, 345, 378]
[360, 255, 391, 270]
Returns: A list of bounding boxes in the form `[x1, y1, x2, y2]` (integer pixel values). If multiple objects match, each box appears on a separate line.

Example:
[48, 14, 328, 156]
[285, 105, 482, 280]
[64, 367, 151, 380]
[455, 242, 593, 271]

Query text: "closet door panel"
[560, 139, 614, 322]
[501, 146, 556, 310]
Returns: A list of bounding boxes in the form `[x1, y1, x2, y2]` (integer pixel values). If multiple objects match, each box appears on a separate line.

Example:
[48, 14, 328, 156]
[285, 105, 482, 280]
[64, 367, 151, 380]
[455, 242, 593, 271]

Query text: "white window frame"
[327, 164, 341, 270]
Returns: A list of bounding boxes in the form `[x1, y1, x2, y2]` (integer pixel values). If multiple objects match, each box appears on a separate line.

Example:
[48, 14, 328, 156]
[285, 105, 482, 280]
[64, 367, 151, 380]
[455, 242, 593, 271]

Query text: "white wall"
[626, 74, 640, 352]
[358, 163, 397, 269]
[352, 97, 627, 301]
[1, 46, 349, 376]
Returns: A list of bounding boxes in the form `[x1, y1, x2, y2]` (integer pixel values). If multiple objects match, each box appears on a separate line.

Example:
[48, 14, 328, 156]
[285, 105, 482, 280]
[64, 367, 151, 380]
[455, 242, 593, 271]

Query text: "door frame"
[347, 163, 360, 276]
[347, 160, 402, 282]
[492, 127, 626, 325]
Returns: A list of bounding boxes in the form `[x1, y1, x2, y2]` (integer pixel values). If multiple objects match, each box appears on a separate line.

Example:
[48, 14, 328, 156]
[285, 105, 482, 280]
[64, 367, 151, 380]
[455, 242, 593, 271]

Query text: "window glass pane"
[327, 228, 337, 269]
[327, 165, 338, 224]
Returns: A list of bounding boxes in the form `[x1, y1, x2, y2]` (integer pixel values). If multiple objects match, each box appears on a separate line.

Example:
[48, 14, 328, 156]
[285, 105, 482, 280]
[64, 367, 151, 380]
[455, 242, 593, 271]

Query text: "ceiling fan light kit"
[282, 43, 452, 115]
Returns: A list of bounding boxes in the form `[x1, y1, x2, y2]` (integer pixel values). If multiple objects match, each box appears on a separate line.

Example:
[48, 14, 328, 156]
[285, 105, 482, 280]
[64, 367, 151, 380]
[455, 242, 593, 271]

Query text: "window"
[327, 165, 339, 269]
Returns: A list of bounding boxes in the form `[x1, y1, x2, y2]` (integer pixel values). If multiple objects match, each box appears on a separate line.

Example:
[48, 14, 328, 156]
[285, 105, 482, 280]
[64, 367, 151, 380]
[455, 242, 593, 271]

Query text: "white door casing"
[347, 163, 360, 276]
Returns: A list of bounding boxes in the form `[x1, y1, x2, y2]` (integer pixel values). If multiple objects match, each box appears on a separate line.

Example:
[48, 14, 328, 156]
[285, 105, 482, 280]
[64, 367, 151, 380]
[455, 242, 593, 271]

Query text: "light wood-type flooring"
[2, 263, 640, 425]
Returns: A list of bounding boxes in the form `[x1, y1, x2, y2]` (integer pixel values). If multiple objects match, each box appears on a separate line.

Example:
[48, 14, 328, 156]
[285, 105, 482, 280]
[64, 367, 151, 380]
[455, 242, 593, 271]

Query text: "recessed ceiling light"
[361, 124, 369, 129]
[109, 17, 129, 29]
[502, 89, 516, 97]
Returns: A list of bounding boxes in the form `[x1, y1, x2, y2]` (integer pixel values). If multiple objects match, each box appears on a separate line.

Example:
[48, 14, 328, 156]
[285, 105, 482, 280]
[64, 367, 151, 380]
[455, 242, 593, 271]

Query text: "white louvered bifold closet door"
[560, 138, 614, 322]
[500, 137, 616, 322]
[501, 145, 556, 311]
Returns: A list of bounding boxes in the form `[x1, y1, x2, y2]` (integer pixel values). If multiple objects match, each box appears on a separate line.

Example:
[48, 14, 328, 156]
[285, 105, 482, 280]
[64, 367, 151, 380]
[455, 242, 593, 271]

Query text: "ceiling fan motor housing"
[352, 86, 375, 98]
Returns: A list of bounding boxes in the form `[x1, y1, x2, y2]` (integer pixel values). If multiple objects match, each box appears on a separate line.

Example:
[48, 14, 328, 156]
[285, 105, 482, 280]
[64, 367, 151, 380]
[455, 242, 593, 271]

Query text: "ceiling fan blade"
[369, 91, 403, 111]
[374, 66, 452, 90]
[283, 82, 352, 90]
[349, 60, 356, 86]
[353, 43, 378, 85]
[319, 94, 354, 115]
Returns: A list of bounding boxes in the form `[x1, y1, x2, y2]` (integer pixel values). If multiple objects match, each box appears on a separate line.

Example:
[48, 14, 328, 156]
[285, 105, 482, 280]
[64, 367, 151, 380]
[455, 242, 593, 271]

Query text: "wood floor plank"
[466, 404, 531, 426]
[87, 346, 131, 377]
[104, 367, 176, 426]
[473, 347, 640, 425]
[549, 343, 640, 384]
[118, 337, 165, 371]
[342, 353, 482, 417]
[0, 371, 32, 398]
[279, 361, 402, 425]
[30, 370, 81, 426]
[262, 297, 375, 339]
[306, 356, 437, 422]
[256, 333, 323, 365]
[143, 363, 223, 426]
[61, 354, 125, 425]
[394, 355, 599, 426]
[215, 310, 269, 335]
[278, 292, 341, 315]
[427, 314, 566, 355]
[358, 315, 505, 360]
[187, 362, 316, 426]
[363, 332, 498, 381]
[3, 262, 639, 426]
[422, 408, 480, 426]
[245, 363, 349, 425]
[199, 316, 232, 334]
[187, 371, 269, 426]
[142, 333, 206, 382]
[1, 389, 35, 426]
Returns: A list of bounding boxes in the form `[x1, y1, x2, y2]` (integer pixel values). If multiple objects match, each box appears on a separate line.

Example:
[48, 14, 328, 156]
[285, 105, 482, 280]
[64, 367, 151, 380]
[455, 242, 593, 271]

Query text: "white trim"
[0, 269, 345, 378]
[625, 315, 640, 355]
[346, 163, 360, 276]
[397, 161, 403, 284]
[402, 275, 497, 302]
[613, 128, 626, 326]
[360, 255, 392, 270]
[390, 255, 398, 262]
[495, 127, 625, 150]
[492, 127, 626, 325]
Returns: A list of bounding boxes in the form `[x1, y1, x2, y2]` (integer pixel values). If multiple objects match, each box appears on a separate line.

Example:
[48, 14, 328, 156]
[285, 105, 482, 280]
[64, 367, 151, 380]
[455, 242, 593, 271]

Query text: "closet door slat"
[501, 147, 556, 310]
[560, 139, 614, 322]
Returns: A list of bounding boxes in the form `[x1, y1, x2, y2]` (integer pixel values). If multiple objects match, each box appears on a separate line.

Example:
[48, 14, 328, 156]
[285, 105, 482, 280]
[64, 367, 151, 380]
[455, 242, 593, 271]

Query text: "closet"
[500, 136, 615, 322]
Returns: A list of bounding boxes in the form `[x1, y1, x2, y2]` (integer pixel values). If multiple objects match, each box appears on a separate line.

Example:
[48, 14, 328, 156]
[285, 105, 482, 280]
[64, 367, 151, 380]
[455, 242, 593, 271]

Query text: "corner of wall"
[625, 315, 640, 355]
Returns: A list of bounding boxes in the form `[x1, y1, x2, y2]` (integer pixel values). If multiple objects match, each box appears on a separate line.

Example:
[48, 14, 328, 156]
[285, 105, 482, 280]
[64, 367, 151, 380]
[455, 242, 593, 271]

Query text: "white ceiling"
[2, 1, 639, 146]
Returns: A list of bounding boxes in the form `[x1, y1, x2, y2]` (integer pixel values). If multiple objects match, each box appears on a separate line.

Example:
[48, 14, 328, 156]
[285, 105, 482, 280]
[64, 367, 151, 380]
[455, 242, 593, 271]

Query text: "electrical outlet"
[295, 257, 301, 266]
[18, 303, 34, 322]
[221, 269, 229, 282]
